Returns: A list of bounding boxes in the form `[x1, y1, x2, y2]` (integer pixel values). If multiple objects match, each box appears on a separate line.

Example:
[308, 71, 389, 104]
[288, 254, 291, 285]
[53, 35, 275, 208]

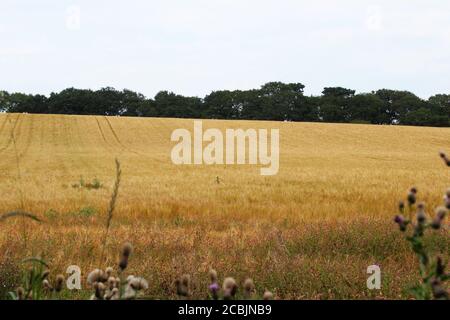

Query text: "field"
[0, 113, 449, 299]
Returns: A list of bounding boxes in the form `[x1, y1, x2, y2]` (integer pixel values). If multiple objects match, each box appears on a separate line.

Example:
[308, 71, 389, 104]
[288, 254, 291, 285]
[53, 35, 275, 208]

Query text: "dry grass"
[0, 113, 449, 299]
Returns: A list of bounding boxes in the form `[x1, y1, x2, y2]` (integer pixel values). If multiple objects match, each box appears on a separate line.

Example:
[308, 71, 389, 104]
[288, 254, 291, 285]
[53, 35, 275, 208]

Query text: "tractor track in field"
[49, 115, 70, 176]
[0, 113, 10, 136]
[0, 113, 22, 154]
[95, 116, 119, 154]
[103, 116, 141, 155]
[17, 114, 35, 160]
[71, 116, 96, 172]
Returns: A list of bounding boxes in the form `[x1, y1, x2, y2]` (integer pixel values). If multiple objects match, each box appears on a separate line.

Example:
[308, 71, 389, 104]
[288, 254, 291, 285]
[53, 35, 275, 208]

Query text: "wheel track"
[49, 115, 69, 176]
[0, 113, 22, 154]
[95, 117, 119, 154]
[71, 116, 97, 172]
[0, 113, 10, 136]
[17, 114, 35, 160]
[103, 116, 141, 155]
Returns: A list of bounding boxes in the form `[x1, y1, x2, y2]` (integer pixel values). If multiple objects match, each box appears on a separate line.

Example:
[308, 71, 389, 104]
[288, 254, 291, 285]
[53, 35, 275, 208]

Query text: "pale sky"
[1, 0, 449, 98]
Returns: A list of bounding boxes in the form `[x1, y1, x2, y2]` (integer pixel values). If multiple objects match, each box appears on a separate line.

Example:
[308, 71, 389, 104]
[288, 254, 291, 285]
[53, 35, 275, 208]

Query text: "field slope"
[0, 113, 449, 299]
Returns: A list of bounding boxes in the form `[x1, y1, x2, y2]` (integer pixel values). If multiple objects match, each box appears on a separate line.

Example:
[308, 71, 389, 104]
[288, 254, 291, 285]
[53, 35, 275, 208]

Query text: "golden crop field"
[0, 113, 449, 299]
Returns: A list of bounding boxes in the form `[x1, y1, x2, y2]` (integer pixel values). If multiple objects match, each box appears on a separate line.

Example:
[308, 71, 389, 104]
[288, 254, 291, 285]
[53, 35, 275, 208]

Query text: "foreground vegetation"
[0, 114, 448, 299]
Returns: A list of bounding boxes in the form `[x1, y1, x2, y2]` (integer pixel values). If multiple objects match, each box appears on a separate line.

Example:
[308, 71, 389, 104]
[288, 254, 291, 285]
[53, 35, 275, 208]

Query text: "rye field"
[0, 112, 449, 299]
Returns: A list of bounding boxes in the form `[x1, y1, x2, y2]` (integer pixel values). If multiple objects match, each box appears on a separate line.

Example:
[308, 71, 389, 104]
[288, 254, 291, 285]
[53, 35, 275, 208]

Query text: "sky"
[0, 0, 449, 99]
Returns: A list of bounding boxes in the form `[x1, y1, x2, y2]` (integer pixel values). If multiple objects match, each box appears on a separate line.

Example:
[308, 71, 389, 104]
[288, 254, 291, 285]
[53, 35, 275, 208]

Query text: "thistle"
[119, 242, 133, 271]
[208, 269, 220, 300]
[393, 153, 449, 300]
[263, 290, 274, 300]
[243, 278, 255, 299]
[54, 275, 65, 293]
[222, 277, 237, 300]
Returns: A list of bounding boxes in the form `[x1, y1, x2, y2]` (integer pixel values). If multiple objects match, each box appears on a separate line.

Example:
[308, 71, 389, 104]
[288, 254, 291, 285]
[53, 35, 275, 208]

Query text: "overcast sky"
[1, 0, 449, 98]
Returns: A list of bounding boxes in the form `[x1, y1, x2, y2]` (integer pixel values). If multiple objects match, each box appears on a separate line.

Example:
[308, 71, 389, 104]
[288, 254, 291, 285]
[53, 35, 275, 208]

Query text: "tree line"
[1, 83, 449, 127]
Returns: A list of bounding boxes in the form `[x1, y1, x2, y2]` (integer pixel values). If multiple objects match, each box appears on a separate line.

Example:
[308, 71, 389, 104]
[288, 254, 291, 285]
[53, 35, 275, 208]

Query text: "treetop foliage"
[1, 83, 449, 127]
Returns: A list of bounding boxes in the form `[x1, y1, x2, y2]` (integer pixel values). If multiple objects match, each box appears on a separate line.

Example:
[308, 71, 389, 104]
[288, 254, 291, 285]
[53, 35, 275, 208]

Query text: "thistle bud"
[398, 201, 405, 213]
[432, 207, 447, 229]
[394, 215, 407, 232]
[431, 279, 449, 300]
[407, 188, 417, 206]
[416, 202, 426, 224]
[436, 257, 445, 277]
[119, 242, 133, 271]
[444, 190, 450, 209]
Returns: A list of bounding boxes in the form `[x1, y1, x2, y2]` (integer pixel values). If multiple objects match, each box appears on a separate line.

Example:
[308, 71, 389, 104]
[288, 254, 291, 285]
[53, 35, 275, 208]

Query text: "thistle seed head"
[107, 277, 116, 290]
[110, 288, 120, 300]
[209, 269, 218, 283]
[119, 256, 129, 271]
[119, 243, 133, 271]
[42, 279, 52, 292]
[181, 274, 191, 288]
[174, 278, 189, 297]
[129, 276, 149, 291]
[16, 287, 25, 300]
[431, 279, 449, 300]
[94, 282, 106, 300]
[243, 278, 255, 298]
[55, 274, 65, 292]
[105, 267, 114, 277]
[223, 277, 238, 297]
[87, 269, 104, 285]
[121, 242, 133, 258]
[263, 290, 274, 300]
